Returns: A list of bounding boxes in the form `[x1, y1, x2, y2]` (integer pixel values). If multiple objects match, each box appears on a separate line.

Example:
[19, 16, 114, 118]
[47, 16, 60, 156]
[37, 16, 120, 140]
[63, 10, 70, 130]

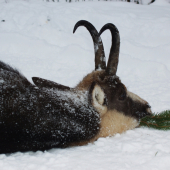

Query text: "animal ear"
[91, 84, 107, 116]
[32, 77, 71, 90]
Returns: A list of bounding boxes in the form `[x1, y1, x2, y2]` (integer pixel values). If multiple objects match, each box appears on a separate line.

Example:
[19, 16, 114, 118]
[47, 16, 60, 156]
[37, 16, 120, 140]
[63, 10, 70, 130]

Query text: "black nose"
[146, 104, 151, 108]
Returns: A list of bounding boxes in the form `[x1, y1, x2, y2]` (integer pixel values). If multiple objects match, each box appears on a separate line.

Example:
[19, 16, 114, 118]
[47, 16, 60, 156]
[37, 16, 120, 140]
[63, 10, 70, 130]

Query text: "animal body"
[0, 20, 152, 154]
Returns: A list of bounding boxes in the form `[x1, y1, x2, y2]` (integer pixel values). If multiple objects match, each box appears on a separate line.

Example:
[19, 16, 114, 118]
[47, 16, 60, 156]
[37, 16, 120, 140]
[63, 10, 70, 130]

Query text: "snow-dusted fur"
[0, 59, 152, 153]
[33, 69, 152, 147]
[0, 61, 100, 153]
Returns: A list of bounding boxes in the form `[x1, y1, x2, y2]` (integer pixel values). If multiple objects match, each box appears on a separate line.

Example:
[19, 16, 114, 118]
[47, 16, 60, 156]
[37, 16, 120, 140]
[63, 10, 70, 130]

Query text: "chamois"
[0, 20, 152, 154]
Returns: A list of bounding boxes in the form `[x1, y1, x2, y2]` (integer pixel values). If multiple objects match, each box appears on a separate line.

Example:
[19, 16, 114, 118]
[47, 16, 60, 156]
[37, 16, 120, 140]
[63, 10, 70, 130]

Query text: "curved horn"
[99, 23, 120, 75]
[73, 20, 106, 70]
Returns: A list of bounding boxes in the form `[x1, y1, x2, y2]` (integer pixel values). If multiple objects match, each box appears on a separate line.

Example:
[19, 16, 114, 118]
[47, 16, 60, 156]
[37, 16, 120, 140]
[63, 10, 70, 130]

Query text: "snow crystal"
[94, 43, 99, 53]
[0, 79, 4, 83]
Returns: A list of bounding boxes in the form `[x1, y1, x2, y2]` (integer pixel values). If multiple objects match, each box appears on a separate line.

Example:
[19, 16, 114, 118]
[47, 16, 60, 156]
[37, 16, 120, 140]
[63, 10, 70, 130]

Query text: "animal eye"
[119, 91, 126, 101]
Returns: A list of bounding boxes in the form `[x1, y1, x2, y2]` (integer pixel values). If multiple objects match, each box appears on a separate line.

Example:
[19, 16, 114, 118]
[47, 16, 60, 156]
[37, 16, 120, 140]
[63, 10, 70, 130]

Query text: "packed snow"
[0, 0, 170, 169]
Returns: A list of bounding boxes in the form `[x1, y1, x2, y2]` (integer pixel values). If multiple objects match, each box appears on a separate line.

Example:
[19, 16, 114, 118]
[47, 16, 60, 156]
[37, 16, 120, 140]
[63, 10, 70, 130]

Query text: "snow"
[0, 0, 170, 169]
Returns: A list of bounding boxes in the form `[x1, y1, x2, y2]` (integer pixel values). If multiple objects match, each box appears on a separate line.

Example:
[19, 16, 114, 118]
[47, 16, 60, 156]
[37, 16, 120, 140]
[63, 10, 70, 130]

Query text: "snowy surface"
[0, 0, 170, 169]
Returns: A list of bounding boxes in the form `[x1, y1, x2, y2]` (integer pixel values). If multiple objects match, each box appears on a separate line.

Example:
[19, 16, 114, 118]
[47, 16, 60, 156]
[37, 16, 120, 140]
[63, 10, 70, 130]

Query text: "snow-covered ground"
[0, 0, 170, 169]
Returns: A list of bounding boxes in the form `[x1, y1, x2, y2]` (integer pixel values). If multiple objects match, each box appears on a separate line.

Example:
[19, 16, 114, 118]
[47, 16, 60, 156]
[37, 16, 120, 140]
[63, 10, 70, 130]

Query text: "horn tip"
[73, 27, 76, 34]
[73, 23, 79, 34]
[73, 20, 88, 34]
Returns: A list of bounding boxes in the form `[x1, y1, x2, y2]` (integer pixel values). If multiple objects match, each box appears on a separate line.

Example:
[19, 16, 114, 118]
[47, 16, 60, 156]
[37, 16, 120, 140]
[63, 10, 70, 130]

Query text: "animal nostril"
[146, 104, 151, 108]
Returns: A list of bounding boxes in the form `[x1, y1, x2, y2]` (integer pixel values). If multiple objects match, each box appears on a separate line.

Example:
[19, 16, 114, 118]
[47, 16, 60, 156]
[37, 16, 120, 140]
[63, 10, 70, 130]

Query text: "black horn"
[99, 23, 120, 75]
[73, 20, 106, 70]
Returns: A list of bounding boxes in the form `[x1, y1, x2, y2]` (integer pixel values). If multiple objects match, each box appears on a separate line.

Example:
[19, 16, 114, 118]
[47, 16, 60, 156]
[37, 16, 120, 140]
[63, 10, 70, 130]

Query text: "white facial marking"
[127, 91, 147, 104]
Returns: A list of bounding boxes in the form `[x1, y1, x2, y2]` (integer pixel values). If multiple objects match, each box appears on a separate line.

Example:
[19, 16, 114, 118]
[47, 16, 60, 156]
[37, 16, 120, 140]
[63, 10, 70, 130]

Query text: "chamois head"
[33, 20, 152, 141]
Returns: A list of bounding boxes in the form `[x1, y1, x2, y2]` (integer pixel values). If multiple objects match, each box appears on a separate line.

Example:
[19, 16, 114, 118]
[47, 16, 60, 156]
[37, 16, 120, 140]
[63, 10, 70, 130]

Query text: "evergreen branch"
[139, 110, 170, 130]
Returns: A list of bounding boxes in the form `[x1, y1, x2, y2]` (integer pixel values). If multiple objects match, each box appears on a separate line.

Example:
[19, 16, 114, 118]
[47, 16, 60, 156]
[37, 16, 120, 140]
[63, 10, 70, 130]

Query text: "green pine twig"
[139, 110, 170, 130]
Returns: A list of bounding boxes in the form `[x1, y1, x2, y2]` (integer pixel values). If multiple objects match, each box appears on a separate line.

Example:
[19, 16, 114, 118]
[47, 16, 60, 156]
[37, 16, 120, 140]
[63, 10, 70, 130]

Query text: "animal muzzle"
[134, 103, 152, 120]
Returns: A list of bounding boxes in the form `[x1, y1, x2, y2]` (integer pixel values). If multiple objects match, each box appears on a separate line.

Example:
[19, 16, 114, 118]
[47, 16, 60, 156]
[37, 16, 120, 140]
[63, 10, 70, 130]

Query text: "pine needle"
[139, 110, 170, 130]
